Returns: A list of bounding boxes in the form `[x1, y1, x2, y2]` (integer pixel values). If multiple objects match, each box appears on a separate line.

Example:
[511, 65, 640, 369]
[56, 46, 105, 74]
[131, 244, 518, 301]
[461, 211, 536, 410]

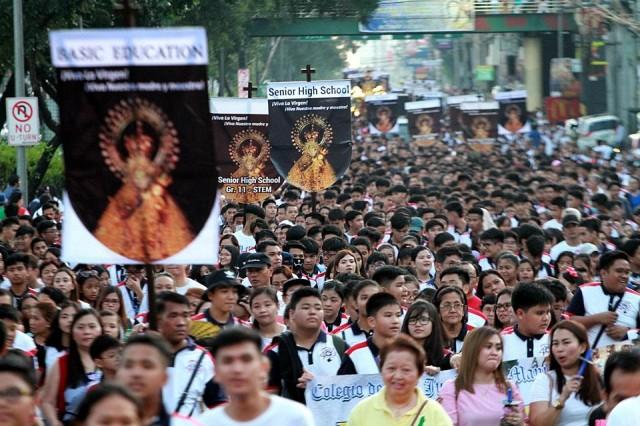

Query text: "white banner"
[305, 370, 457, 426]
[50, 28, 208, 67]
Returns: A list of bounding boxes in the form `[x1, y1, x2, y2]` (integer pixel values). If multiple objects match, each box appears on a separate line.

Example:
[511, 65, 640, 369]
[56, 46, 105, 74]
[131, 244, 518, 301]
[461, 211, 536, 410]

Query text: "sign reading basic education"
[6, 97, 41, 146]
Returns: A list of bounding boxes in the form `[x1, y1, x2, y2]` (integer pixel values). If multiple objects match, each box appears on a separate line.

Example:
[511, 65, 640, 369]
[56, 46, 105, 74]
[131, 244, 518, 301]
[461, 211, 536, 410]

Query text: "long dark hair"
[493, 287, 513, 330]
[219, 245, 240, 269]
[401, 300, 446, 367]
[45, 301, 80, 351]
[249, 287, 279, 330]
[476, 270, 503, 299]
[548, 320, 601, 406]
[95, 286, 129, 330]
[67, 309, 102, 388]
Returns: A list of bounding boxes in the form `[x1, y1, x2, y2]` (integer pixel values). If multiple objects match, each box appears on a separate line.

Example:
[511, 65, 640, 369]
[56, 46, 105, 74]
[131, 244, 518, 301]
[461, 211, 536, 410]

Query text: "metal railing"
[474, 0, 570, 14]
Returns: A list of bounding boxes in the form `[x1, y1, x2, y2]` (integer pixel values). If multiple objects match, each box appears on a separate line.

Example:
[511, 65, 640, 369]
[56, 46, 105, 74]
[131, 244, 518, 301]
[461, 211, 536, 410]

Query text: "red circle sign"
[12, 101, 33, 123]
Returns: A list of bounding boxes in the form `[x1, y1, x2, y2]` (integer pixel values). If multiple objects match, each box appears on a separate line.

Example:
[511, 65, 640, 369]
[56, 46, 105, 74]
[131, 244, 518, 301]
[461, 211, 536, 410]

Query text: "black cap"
[240, 253, 271, 270]
[562, 215, 580, 227]
[282, 278, 311, 295]
[203, 270, 244, 300]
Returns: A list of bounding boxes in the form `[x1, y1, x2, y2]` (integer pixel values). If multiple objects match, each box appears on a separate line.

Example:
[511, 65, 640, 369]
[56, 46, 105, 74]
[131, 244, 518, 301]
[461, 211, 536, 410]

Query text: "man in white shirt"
[157, 292, 215, 417]
[233, 204, 265, 253]
[566, 251, 640, 348]
[165, 265, 206, 296]
[549, 215, 583, 261]
[607, 395, 640, 425]
[198, 328, 314, 426]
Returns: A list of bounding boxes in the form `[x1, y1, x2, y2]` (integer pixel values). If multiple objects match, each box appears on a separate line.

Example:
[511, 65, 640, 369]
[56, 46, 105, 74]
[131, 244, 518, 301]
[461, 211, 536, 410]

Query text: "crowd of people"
[0, 113, 639, 426]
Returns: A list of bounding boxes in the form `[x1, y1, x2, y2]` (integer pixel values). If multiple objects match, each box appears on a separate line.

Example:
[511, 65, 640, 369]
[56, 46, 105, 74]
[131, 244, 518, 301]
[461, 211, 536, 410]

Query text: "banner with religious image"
[267, 80, 352, 192]
[405, 99, 442, 147]
[50, 28, 219, 264]
[460, 101, 499, 152]
[495, 90, 530, 136]
[447, 94, 482, 137]
[211, 98, 281, 203]
[365, 94, 402, 135]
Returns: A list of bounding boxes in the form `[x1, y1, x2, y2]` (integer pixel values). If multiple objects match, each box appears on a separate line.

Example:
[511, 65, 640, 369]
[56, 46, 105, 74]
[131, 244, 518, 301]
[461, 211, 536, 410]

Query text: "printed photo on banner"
[267, 80, 352, 193]
[447, 94, 482, 138]
[495, 90, 530, 136]
[365, 94, 402, 135]
[211, 98, 281, 203]
[460, 101, 499, 153]
[50, 28, 219, 264]
[406, 99, 442, 147]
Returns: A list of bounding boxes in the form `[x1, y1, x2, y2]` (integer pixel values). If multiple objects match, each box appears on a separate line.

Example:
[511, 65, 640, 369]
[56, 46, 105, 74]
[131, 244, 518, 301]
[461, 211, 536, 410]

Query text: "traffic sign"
[6, 97, 40, 146]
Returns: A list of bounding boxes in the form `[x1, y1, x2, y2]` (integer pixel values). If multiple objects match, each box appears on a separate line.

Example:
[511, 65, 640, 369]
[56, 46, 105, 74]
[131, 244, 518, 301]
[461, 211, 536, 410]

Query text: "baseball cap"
[240, 253, 271, 270]
[203, 269, 244, 300]
[409, 217, 425, 233]
[562, 215, 580, 227]
[576, 243, 599, 256]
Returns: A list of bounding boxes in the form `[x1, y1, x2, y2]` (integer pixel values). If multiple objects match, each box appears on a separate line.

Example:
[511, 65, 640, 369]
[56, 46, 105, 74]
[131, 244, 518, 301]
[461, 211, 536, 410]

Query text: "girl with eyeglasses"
[494, 287, 515, 331]
[401, 300, 452, 375]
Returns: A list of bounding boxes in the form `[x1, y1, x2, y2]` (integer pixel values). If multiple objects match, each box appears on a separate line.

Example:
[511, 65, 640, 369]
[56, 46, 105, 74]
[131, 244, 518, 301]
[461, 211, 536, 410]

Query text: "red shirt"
[468, 294, 482, 310]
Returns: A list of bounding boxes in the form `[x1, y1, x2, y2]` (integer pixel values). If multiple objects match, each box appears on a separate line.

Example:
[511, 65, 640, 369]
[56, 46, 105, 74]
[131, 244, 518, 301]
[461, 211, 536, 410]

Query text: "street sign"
[6, 97, 40, 146]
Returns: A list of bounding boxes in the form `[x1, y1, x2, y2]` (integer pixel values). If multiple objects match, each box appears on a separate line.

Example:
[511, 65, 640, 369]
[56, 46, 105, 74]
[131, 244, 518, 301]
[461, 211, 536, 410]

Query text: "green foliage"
[0, 142, 64, 189]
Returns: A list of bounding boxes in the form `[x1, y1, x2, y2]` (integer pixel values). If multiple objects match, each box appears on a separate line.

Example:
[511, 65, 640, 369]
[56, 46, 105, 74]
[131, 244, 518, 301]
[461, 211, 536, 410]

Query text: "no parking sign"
[6, 97, 40, 146]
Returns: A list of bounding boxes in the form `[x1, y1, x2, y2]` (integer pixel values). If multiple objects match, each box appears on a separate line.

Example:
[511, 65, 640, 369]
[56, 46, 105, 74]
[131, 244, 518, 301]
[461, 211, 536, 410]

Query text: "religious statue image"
[94, 98, 194, 262]
[287, 114, 337, 192]
[502, 104, 524, 133]
[415, 114, 434, 136]
[228, 129, 271, 203]
[471, 116, 491, 139]
[375, 106, 395, 133]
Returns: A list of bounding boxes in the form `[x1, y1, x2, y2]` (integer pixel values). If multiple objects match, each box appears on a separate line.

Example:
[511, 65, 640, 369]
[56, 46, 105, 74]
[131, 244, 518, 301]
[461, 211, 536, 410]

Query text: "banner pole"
[115, 0, 158, 331]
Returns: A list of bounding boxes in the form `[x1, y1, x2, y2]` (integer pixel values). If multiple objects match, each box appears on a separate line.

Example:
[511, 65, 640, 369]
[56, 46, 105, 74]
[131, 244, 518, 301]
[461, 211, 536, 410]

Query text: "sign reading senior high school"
[211, 98, 282, 203]
[267, 80, 352, 193]
[50, 28, 218, 265]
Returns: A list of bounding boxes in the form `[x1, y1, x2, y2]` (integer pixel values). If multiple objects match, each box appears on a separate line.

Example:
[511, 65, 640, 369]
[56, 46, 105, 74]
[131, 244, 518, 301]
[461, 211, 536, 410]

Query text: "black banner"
[267, 80, 352, 192]
[365, 94, 402, 135]
[211, 99, 282, 203]
[495, 90, 530, 136]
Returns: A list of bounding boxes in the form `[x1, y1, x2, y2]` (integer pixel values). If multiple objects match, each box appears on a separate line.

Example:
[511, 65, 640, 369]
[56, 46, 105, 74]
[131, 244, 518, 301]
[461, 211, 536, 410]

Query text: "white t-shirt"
[530, 371, 594, 426]
[197, 395, 315, 426]
[175, 278, 207, 296]
[549, 240, 582, 261]
[233, 230, 256, 253]
[607, 395, 640, 425]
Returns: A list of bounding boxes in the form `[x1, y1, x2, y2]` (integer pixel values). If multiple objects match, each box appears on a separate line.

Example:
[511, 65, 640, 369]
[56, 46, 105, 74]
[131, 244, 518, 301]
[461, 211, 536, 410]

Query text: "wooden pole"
[114, 1, 158, 330]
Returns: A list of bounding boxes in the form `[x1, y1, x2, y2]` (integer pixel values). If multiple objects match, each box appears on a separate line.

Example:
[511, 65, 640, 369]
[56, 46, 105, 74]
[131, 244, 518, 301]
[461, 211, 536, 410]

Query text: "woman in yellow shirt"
[348, 335, 452, 426]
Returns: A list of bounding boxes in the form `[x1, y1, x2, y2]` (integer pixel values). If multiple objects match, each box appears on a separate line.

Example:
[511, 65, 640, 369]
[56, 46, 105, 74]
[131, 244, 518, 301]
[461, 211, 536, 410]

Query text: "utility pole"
[557, 3, 564, 59]
[13, 0, 28, 200]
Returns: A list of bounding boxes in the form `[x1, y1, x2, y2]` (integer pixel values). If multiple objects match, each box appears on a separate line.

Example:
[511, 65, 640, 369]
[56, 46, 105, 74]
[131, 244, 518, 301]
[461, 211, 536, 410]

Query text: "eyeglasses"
[408, 316, 431, 325]
[440, 302, 464, 311]
[496, 303, 512, 311]
[77, 270, 99, 279]
[0, 387, 32, 403]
